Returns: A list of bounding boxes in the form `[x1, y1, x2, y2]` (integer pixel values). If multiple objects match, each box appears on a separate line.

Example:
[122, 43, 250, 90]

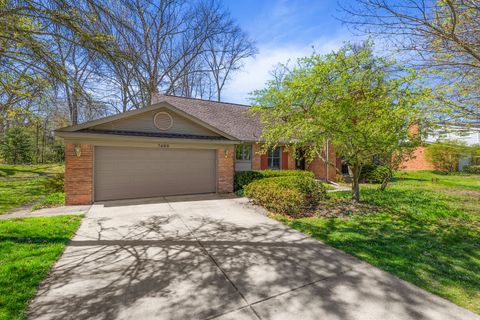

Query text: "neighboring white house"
[425, 122, 480, 146]
[425, 122, 480, 170]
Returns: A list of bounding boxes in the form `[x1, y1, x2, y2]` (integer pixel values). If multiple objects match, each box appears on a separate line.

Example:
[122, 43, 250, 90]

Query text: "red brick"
[64, 143, 93, 205]
[307, 143, 337, 181]
[400, 146, 435, 170]
[217, 146, 234, 193]
[252, 143, 262, 170]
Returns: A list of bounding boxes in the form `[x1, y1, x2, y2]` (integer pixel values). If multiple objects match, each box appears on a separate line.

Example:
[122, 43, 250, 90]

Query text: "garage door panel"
[94, 146, 216, 201]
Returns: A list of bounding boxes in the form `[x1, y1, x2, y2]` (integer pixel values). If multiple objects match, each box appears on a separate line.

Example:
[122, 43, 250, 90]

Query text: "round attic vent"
[154, 112, 173, 130]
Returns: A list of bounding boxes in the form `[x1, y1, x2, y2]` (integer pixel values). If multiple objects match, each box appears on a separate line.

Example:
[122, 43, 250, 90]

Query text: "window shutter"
[260, 154, 268, 170]
[281, 147, 289, 170]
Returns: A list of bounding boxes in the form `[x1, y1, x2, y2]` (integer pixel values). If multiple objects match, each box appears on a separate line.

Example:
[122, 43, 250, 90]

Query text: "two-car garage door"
[94, 146, 216, 201]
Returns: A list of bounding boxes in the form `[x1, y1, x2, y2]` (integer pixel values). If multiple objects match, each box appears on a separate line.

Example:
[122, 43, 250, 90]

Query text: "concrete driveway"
[29, 195, 479, 320]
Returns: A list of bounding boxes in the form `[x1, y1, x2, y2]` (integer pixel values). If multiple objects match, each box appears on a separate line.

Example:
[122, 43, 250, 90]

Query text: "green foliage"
[41, 173, 64, 193]
[360, 164, 391, 184]
[463, 165, 480, 174]
[0, 127, 33, 164]
[234, 171, 264, 191]
[425, 141, 468, 172]
[0, 164, 64, 214]
[274, 171, 480, 313]
[31, 192, 65, 211]
[244, 175, 327, 216]
[252, 41, 428, 200]
[0, 215, 82, 320]
[234, 169, 314, 191]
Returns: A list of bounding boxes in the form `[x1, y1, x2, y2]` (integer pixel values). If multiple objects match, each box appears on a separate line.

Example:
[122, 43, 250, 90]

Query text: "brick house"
[400, 122, 480, 171]
[56, 95, 337, 205]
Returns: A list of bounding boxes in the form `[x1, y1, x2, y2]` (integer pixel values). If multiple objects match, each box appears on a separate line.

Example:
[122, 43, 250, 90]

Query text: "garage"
[94, 146, 216, 201]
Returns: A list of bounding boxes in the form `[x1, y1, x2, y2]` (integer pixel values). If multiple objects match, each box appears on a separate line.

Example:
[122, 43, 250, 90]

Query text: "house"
[56, 95, 337, 205]
[401, 122, 480, 171]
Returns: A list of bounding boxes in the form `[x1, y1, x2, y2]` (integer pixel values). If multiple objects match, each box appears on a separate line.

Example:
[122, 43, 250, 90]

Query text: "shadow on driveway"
[28, 198, 479, 320]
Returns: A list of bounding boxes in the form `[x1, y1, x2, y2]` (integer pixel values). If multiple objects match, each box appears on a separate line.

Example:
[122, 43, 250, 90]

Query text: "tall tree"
[204, 23, 257, 101]
[341, 0, 480, 118]
[252, 42, 428, 201]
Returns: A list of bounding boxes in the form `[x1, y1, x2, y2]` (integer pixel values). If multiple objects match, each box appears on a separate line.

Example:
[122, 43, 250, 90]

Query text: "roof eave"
[56, 130, 240, 145]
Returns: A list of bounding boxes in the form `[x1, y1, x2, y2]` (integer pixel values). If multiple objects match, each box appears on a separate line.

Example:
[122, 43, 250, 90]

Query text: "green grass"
[0, 164, 64, 214]
[0, 215, 82, 320]
[273, 170, 480, 314]
[31, 193, 65, 211]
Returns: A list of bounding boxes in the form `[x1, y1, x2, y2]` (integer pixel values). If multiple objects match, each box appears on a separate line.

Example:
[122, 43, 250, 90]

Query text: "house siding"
[90, 108, 219, 137]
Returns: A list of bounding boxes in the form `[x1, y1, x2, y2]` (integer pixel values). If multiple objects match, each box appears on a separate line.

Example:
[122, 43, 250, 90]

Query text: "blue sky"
[222, 0, 360, 104]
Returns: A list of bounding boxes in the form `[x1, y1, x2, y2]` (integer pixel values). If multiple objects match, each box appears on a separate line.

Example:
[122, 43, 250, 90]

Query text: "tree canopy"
[341, 0, 480, 119]
[252, 42, 429, 201]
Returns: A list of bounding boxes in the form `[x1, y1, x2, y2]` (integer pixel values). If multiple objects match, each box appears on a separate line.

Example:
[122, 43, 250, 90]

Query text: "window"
[235, 144, 251, 161]
[268, 147, 281, 169]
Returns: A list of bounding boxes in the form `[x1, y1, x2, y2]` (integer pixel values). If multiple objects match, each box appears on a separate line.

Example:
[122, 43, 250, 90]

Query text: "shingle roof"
[153, 94, 262, 141]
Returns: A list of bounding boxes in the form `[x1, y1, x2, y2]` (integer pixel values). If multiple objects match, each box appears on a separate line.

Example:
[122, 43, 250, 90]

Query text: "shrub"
[463, 165, 480, 174]
[244, 175, 327, 216]
[425, 142, 468, 172]
[41, 173, 64, 192]
[360, 165, 391, 183]
[260, 169, 315, 179]
[234, 171, 264, 191]
[234, 169, 313, 191]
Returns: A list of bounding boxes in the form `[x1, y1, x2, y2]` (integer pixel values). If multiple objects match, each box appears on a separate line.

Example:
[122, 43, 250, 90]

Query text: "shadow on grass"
[283, 188, 480, 314]
[0, 165, 60, 178]
[0, 236, 72, 244]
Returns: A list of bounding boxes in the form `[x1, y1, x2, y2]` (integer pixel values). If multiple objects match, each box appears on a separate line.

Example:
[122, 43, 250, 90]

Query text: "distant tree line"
[0, 0, 256, 164]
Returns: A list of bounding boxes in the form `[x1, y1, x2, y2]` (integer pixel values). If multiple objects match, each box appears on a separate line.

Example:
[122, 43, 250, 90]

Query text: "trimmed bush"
[244, 175, 327, 216]
[234, 171, 264, 191]
[234, 169, 314, 191]
[463, 165, 480, 174]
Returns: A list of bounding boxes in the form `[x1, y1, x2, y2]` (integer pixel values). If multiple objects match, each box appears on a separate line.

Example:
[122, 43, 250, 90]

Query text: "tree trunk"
[350, 164, 361, 201]
[379, 167, 392, 191]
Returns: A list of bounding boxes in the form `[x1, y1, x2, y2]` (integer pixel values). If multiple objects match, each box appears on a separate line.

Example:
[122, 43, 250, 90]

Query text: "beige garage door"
[94, 146, 216, 201]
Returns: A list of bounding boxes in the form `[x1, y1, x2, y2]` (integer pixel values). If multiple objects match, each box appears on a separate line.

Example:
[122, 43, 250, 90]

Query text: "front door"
[295, 149, 306, 170]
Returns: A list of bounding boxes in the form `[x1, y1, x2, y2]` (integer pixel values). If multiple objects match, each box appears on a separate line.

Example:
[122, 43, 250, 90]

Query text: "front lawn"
[0, 215, 82, 320]
[0, 164, 64, 214]
[273, 171, 480, 314]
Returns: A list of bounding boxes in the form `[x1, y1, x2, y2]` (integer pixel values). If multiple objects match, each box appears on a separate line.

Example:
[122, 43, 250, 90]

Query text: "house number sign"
[158, 144, 170, 148]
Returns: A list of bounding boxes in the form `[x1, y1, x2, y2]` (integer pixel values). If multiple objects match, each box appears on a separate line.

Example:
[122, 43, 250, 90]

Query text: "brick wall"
[400, 146, 435, 170]
[65, 143, 93, 205]
[284, 147, 296, 170]
[252, 143, 262, 170]
[217, 146, 234, 193]
[307, 144, 337, 181]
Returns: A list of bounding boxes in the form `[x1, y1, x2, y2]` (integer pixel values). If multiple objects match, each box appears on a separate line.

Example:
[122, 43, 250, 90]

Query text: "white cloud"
[222, 34, 349, 105]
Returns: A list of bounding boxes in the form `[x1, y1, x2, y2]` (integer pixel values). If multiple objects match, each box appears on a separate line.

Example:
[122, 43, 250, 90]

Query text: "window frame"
[268, 147, 281, 169]
[235, 144, 252, 161]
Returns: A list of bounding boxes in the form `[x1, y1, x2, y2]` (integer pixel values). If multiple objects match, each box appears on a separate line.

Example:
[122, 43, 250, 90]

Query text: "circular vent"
[154, 112, 173, 130]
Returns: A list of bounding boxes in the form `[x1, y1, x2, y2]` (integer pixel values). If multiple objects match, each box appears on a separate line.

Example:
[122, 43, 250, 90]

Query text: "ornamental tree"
[251, 42, 429, 201]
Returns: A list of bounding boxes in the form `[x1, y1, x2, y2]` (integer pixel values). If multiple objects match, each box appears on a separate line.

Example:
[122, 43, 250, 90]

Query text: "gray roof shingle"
[153, 94, 262, 141]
